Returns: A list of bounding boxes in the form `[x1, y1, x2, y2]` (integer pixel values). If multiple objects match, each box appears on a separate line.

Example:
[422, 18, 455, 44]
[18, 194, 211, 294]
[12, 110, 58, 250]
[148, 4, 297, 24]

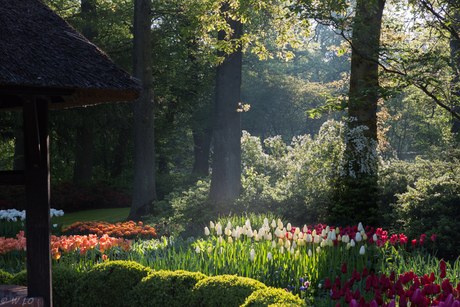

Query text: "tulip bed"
[1, 214, 460, 307]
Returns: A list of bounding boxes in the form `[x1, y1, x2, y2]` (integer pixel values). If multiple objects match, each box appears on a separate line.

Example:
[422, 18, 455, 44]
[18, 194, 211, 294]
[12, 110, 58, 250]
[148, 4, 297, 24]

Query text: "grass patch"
[51, 207, 131, 229]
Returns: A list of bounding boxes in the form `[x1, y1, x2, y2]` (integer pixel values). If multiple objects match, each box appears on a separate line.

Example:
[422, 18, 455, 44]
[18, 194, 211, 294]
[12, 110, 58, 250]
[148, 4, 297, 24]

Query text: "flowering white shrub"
[0, 208, 64, 221]
[340, 118, 380, 178]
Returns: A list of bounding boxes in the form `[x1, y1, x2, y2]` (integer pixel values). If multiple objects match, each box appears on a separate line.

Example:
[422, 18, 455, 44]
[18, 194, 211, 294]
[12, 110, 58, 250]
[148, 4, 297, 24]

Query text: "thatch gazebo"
[0, 0, 141, 306]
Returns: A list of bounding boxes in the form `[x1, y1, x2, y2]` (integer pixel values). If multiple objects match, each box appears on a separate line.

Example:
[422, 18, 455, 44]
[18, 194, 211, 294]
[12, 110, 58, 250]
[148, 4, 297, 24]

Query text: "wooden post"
[23, 95, 52, 307]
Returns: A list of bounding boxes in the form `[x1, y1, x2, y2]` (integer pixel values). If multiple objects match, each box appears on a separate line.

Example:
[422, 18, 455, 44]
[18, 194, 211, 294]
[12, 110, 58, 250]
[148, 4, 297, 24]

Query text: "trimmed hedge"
[52, 266, 82, 307]
[2, 266, 304, 307]
[0, 270, 13, 285]
[191, 275, 267, 307]
[8, 269, 27, 286]
[132, 270, 206, 307]
[240, 287, 304, 307]
[74, 260, 150, 307]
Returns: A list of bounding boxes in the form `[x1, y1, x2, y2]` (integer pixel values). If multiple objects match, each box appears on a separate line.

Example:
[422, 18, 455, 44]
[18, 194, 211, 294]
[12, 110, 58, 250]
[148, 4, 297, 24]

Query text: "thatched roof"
[0, 0, 141, 110]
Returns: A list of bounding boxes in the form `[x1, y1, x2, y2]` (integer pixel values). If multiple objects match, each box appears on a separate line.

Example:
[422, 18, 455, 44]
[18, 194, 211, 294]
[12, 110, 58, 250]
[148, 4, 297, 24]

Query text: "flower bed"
[1, 215, 458, 307]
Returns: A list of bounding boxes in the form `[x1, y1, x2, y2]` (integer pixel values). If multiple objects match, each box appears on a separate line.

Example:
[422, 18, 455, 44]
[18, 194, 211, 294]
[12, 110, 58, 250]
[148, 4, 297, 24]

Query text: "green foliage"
[155, 172, 204, 202]
[192, 275, 267, 307]
[397, 169, 460, 261]
[168, 178, 217, 226]
[52, 266, 82, 307]
[240, 287, 304, 307]
[74, 260, 150, 307]
[329, 174, 379, 226]
[131, 270, 206, 307]
[0, 270, 13, 285]
[9, 269, 27, 286]
[377, 159, 437, 233]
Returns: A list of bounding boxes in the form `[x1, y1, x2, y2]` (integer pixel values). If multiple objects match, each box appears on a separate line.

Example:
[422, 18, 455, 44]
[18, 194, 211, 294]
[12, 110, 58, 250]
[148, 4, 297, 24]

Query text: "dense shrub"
[168, 178, 219, 226]
[0, 182, 131, 212]
[131, 270, 206, 307]
[74, 260, 150, 307]
[165, 121, 345, 226]
[0, 270, 13, 285]
[397, 170, 460, 260]
[192, 275, 267, 307]
[51, 266, 82, 307]
[240, 287, 304, 307]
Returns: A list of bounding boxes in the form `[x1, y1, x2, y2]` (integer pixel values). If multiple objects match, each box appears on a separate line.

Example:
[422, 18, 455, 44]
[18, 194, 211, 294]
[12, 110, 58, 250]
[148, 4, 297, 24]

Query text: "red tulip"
[362, 267, 368, 277]
[342, 262, 348, 274]
[345, 290, 353, 304]
[325, 277, 332, 290]
[420, 234, 426, 245]
[370, 300, 378, 307]
[400, 234, 408, 244]
[353, 289, 361, 300]
[390, 271, 396, 282]
[375, 291, 384, 306]
[441, 269, 446, 279]
[365, 276, 373, 292]
[431, 234, 437, 242]
[336, 277, 342, 287]
[399, 295, 407, 307]
[411, 288, 422, 305]
[412, 239, 417, 247]
[430, 272, 436, 283]
[444, 294, 454, 307]
[440, 260, 446, 271]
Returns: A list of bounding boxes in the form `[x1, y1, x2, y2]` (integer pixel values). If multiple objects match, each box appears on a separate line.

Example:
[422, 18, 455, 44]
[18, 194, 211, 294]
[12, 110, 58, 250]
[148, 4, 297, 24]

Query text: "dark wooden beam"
[0, 85, 75, 96]
[0, 170, 25, 185]
[23, 95, 53, 307]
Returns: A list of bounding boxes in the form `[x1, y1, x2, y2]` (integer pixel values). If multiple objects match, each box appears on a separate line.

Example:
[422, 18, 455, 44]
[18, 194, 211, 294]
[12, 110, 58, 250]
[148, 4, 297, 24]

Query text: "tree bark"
[110, 128, 128, 179]
[73, 0, 97, 185]
[73, 119, 94, 184]
[129, 0, 156, 220]
[193, 126, 212, 176]
[331, 0, 385, 226]
[209, 9, 243, 204]
[450, 4, 460, 133]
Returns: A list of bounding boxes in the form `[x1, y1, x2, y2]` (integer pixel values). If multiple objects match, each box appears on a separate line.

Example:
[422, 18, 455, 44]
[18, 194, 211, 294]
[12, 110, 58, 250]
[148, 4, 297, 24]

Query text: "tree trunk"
[73, 0, 96, 185]
[450, 5, 460, 133]
[209, 10, 243, 204]
[193, 126, 212, 176]
[331, 0, 385, 226]
[110, 128, 128, 179]
[129, 0, 156, 220]
[73, 119, 94, 184]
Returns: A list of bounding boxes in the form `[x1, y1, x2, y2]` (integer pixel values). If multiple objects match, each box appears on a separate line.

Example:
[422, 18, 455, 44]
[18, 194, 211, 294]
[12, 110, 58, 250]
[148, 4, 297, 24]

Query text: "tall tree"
[209, 4, 244, 203]
[334, 0, 385, 226]
[73, 0, 97, 185]
[129, 0, 156, 219]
